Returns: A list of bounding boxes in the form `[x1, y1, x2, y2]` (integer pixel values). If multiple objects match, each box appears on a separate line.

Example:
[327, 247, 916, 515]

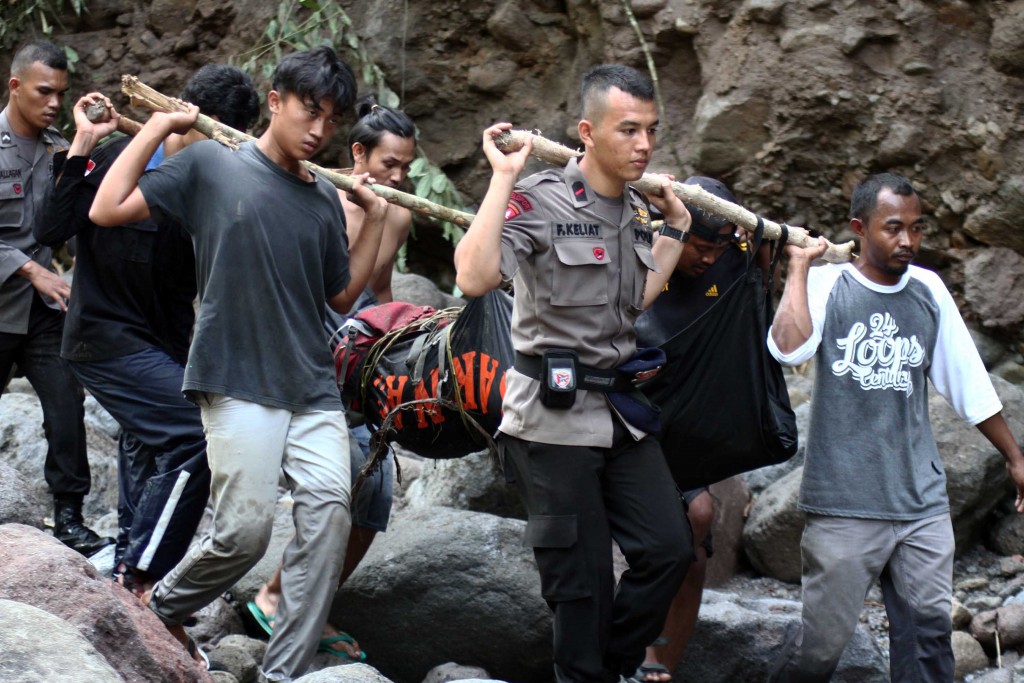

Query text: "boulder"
[0, 392, 118, 520]
[295, 663, 394, 683]
[989, 1, 1024, 75]
[403, 451, 524, 519]
[327, 505, 551, 683]
[0, 598, 123, 682]
[970, 603, 1024, 651]
[742, 467, 805, 583]
[988, 512, 1024, 556]
[677, 590, 888, 682]
[422, 662, 493, 683]
[392, 272, 463, 310]
[0, 523, 211, 682]
[0, 460, 47, 528]
[952, 630, 989, 680]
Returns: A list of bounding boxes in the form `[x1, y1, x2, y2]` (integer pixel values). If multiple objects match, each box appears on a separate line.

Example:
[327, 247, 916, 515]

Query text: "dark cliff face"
[7, 0, 1024, 345]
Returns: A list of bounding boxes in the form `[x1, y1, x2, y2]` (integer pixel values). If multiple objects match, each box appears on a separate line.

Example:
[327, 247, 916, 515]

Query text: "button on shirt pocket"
[630, 240, 657, 315]
[550, 238, 610, 307]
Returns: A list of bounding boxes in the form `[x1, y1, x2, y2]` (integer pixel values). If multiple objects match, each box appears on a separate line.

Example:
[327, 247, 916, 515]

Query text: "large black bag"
[640, 229, 798, 489]
[340, 289, 513, 459]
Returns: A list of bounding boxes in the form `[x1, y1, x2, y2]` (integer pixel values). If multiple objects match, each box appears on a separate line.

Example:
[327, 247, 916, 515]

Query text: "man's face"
[354, 132, 415, 189]
[269, 91, 340, 162]
[852, 188, 924, 285]
[675, 225, 735, 278]
[8, 61, 68, 135]
[582, 87, 658, 184]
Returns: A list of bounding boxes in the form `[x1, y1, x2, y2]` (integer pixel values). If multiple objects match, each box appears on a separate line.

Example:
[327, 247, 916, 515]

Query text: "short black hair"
[580, 64, 654, 120]
[272, 45, 356, 116]
[347, 95, 415, 162]
[849, 173, 919, 223]
[180, 64, 260, 131]
[11, 40, 67, 77]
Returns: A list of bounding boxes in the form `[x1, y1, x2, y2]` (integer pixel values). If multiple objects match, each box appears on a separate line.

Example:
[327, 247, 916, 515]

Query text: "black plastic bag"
[639, 232, 798, 489]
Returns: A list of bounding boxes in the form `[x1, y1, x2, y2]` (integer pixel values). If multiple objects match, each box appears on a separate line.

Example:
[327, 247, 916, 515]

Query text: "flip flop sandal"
[633, 662, 672, 682]
[318, 632, 367, 661]
[246, 601, 275, 637]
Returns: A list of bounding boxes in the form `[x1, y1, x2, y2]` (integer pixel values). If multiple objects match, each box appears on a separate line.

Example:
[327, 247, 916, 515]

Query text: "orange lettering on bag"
[382, 375, 407, 430]
[451, 351, 478, 411]
[477, 352, 500, 414]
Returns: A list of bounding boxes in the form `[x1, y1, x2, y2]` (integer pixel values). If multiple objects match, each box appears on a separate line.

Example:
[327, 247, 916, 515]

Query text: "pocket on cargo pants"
[524, 514, 592, 602]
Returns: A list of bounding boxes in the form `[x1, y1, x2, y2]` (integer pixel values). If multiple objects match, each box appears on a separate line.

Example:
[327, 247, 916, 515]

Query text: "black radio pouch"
[540, 349, 578, 410]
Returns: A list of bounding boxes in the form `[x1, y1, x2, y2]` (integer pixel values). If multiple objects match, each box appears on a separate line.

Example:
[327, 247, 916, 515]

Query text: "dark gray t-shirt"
[768, 263, 1002, 520]
[139, 140, 349, 412]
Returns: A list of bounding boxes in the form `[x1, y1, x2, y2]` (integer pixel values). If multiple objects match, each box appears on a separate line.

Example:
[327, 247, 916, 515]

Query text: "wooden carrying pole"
[495, 130, 855, 264]
[113, 76, 475, 228]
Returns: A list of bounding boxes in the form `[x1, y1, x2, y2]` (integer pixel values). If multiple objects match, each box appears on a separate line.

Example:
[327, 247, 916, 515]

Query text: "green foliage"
[234, 0, 467, 251]
[1, 0, 88, 52]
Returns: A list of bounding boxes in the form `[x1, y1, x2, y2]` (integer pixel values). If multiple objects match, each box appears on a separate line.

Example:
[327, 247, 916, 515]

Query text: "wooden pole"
[112, 76, 475, 228]
[494, 129, 855, 264]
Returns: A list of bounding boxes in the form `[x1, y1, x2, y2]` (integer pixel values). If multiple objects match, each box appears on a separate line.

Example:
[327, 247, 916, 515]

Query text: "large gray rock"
[990, 1, 1024, 75]
[742, 466, 805, 583]
[328, 505, 551, 683]
[0, 524, 211, 682]
[0, 598, 123, 682]
[952, 630, 990, 679]
[422, 662, 493, 683]
[963, 248, 1024, 329]
[0, 460, 47, 527]
[677, 590, 888, 682]
[705, 476, 751, 587]
[0, 391, 118, 520]
[295, 663, 394, 682]
[403, 451, 524, 519]
[392, 272, 463, 310]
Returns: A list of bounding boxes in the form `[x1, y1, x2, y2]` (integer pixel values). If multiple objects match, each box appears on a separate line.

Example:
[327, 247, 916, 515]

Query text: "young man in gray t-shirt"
[90, 46, 389, 681]
[766, 173, 1024, 682]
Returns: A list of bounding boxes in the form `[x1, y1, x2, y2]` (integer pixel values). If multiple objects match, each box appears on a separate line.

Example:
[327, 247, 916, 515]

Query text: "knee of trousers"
[211, 515, 275, 562]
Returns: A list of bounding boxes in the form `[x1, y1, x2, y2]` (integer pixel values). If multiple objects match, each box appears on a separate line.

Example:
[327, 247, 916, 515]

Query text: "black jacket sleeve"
[33, 152, 96, 247]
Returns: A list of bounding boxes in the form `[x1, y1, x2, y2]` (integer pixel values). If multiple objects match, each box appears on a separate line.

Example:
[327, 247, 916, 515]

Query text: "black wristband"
[658, 224, 689, 242]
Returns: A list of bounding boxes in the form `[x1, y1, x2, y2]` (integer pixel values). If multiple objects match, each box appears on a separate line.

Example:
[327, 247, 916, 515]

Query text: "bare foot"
[319, 621, 363, 660]
[253, 582, 281, 618]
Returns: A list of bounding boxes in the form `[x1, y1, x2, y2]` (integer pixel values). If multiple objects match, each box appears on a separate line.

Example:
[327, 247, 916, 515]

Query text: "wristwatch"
[658, 223, 689, 242]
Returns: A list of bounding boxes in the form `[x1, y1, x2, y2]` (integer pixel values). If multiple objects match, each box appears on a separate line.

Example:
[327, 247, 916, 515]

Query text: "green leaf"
[346, 31, 359, 49]
[430, 171, 449, 194]
[298, 0, 321, 11]
[414, 174, 433, 197]
[382, 89, 400, 108]
[64, 45, 79, 63]
[408, 157, 427, 175]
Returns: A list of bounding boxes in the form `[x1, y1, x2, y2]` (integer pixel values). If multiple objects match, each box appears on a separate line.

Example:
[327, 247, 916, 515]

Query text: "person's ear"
[8, 77, 20, 97]
[578, 119, 594, 147]
[352, 142, 366, 164]
[267, 90, 281, 115]
[850, 217, 866, 238]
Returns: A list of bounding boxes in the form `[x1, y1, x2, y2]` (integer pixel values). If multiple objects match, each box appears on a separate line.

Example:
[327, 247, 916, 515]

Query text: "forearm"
[454, 172, 515, 296]
[770, 260, 814, 353]
[90, 119, 168, 226]
[977, 413, 1024, 464]
[642, 236, 685, 309]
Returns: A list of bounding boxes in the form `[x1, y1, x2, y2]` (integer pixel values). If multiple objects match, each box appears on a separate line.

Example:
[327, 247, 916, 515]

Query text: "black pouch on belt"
[540, 349, 578, 410]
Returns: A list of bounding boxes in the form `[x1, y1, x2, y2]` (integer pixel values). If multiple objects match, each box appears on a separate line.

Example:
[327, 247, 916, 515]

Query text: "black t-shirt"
[636, 242, 750, 348]
[139, 140, 349, 412]
[35, 136, 197, 365]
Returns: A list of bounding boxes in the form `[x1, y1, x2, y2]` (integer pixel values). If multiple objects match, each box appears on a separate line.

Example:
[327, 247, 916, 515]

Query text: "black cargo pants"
[500, 421, 693, 683]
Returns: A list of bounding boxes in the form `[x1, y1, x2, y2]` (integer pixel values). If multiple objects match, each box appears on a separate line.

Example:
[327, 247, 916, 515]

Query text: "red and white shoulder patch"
[504, 191, 534, 221]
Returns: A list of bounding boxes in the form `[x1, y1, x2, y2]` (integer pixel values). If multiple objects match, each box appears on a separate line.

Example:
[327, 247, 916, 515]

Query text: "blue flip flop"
[318, 632, 367, 661]
[246, 601, 275, 637]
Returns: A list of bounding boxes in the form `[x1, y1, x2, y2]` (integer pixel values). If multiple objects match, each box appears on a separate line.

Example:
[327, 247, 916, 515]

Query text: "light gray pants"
[148, 395, 351, 682]
[769, 513, 954, 683]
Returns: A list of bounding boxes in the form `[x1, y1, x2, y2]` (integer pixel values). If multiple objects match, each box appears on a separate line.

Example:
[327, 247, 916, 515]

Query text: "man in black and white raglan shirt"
[766, 172, 1024, 683]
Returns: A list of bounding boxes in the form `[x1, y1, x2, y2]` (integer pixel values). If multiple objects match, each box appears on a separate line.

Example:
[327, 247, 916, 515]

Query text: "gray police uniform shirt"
[0, 108, 69, 333]
[138, 140, 349, 413]
[768, 263, 1001, 520]
[497, 156, 657, 448]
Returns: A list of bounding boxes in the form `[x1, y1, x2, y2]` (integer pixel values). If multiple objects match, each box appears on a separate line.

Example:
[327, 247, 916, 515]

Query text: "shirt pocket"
[0, 182, 26, 230]
[550, 238, 610, 307]
[115, 221, 159, 263]
[629, 240, 657, 315]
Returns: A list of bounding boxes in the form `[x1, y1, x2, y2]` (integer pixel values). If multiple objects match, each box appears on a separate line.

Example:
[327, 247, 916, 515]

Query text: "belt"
[513, 351, 633, 393]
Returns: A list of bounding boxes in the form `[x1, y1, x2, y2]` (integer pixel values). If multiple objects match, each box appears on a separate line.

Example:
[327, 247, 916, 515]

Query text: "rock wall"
[6, 0, 1024, 338]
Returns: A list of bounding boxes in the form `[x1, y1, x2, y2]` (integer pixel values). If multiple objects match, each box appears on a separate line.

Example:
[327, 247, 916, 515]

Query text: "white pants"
[149, 394, 351, 682]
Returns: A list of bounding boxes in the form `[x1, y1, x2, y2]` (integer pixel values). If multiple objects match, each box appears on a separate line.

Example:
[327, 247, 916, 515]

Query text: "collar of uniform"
[0, 107, 66, 151]
[562, 157, 596, 209]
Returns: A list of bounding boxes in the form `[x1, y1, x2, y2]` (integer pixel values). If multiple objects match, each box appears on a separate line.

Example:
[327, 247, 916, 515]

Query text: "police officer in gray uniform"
[0, 40, 110, 555]
[455, 65, 694, 683]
